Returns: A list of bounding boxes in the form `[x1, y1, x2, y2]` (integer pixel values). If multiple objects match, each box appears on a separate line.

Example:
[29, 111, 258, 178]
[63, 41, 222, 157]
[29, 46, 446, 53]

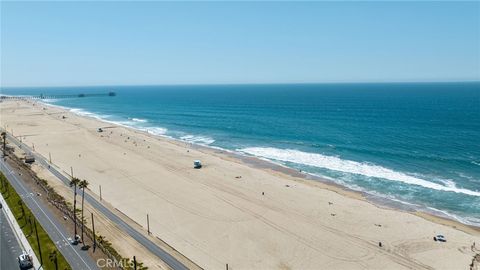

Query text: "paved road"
[6, 133, 190, 270]
[0, 210, 22, 270]
[0, 160, 99, 270]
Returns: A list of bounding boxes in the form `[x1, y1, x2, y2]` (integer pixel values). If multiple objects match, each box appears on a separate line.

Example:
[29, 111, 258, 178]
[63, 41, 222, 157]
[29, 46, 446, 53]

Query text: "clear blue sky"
[1, 1, 479, 87]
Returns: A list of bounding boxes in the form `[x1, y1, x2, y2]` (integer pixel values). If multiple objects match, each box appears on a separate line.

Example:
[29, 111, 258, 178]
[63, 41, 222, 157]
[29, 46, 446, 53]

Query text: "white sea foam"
[41, 98, 59, 103]
[239, 147, 480, 197]
[440, 179, 458, 189]
[66, 107, 167, 136]
[69, 108, 112, 122]
[130, 118, 148, 123]
[180, 135, 215, 145]
[70, 108, 96, 117]
[426, 207, 480, 227]
[144, 127, 168, 136]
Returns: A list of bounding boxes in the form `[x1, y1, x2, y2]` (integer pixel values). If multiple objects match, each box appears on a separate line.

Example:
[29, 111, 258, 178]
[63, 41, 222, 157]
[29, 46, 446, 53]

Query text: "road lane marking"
[0, 162, 94, 270]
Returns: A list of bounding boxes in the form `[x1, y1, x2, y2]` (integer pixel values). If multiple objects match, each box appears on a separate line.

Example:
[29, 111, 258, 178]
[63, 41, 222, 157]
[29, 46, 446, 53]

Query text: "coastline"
[2, 98, 479, 269]
[220, 148, 480, 235]
[41, 99, 480, 232]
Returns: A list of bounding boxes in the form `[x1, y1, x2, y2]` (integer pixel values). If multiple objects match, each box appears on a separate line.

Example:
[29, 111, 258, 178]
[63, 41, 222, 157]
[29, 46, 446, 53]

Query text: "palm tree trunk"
[81, 187, 85, 245]
[73, 185, 77, 236]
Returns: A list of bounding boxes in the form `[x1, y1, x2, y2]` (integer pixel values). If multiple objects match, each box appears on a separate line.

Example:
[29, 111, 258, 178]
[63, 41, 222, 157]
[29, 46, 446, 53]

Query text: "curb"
[0, 192, 42, 270]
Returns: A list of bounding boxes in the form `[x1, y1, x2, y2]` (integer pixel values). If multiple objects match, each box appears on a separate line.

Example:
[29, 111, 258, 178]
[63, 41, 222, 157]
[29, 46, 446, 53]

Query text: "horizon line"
[1, 80, 479, 89]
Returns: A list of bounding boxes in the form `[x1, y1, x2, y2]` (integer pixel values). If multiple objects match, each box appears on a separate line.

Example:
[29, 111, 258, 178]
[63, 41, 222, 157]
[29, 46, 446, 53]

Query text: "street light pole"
[34, 220, 43, 267]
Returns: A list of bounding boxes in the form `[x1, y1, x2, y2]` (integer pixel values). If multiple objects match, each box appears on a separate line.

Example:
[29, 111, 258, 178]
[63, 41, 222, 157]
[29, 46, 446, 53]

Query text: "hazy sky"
[1, 1, 479, 87]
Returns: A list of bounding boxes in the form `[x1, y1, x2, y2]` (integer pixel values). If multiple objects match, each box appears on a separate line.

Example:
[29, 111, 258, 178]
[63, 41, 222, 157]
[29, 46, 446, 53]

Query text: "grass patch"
[1, 172, 71, 270]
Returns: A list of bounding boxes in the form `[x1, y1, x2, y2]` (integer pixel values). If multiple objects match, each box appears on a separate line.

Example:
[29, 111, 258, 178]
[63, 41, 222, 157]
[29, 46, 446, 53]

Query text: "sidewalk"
[0, 193, 41, 270]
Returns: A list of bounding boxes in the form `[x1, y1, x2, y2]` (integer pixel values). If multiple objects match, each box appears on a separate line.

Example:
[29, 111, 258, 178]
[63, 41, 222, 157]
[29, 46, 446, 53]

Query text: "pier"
[0, 91, 116, 100]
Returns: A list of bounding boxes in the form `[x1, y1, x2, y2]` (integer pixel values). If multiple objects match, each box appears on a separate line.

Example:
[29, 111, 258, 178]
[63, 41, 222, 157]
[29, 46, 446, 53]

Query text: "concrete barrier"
[0, 193, 41, 269]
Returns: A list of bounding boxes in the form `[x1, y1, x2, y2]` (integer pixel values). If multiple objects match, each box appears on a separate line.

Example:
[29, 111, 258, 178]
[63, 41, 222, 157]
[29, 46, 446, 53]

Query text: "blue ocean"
[2, 82, 480, 226]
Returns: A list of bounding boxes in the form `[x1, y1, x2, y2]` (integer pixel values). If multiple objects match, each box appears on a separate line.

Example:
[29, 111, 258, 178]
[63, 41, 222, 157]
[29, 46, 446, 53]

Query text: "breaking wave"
[143, 127, 168, 135]
[130, 117, 148, 123]
[180, 135, 215, 145]
[239, 147, 480, 197]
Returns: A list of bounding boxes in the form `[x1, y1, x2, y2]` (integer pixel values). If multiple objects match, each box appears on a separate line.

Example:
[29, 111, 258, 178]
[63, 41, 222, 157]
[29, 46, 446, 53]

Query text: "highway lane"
[0, 210, 23, 270]
[0, 160, 99, 270]
[6, 133, 190, 270]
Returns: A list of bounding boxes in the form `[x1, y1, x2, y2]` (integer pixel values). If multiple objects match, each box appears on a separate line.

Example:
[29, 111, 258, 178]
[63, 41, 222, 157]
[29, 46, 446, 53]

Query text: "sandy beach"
[1, 99, 479, 270]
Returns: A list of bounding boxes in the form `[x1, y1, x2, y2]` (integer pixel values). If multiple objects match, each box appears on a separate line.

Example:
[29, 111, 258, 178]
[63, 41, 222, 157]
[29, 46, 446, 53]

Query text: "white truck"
[18, 251, 33, 269]
[193, 160, 202, 169]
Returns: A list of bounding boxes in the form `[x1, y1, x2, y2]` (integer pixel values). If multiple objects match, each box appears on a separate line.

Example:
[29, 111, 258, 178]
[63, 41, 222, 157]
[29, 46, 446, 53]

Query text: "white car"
[69, 234, 82, 245]
[18, 252, 33, 269]
[433, 235, 447, 242]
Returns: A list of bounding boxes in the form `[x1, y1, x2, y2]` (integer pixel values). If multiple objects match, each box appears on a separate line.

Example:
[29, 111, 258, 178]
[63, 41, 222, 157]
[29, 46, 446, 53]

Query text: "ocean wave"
[180, 135, 215, 145]
[70, 108, 96, 117]
[143, 127, 168, 135]
[239, 147, 480, 197]
[40, 102, 71, 111]
[41, 98, 59, 103]
[68, 108, 112, 121]
[129, 117, 148, 123]
[66, 107, 167, 135]
[426, 207, 480, 227]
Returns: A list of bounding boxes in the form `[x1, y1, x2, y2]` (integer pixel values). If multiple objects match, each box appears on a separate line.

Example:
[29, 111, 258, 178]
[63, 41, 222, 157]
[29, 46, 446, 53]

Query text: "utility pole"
[34, 220, 43, 267]
[91, 212, 96, 252]
[147, 214, 150, 235]
[28, 216, 33, 236]
[49, 152, 52, 164]
[70, 166, 74, 178]
[99, 185, 102, 201]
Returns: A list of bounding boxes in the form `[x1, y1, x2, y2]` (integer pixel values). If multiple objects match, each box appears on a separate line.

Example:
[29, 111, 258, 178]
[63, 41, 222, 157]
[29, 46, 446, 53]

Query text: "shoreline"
[39, 99, 480, 232]
[2, 98, 480, 269]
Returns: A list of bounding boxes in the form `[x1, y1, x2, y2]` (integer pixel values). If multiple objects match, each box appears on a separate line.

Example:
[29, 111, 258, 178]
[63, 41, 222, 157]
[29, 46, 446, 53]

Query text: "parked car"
[434, 235, 447, 242]
[18, 251, 33, 269]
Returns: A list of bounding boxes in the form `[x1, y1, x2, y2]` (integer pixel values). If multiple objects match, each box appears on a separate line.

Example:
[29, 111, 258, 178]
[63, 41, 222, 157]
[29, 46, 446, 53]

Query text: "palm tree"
[49, 250, 58, 270]
[1, 131, 6, 157]
[0, 175, 5, 192]
[78, 179, 89, 245]
[97, 235, 105, 248]
[17, 200, 25, 222]
[27, 216, 33, 237]
[1, 176, 9, 199]
[69, 177, 80, 237]
[5, 182, 9, 199]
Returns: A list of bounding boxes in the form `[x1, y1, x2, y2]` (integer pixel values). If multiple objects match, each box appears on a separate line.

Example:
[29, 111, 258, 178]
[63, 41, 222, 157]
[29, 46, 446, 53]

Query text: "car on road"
[434, 235, 447, 242]
[18, 251, 33, 269]
[69, 234, 82, 245]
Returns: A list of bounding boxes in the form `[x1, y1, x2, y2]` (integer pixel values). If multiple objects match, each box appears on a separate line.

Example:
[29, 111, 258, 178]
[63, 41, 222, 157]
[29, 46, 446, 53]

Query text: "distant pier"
[0, 91, 116, 100]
